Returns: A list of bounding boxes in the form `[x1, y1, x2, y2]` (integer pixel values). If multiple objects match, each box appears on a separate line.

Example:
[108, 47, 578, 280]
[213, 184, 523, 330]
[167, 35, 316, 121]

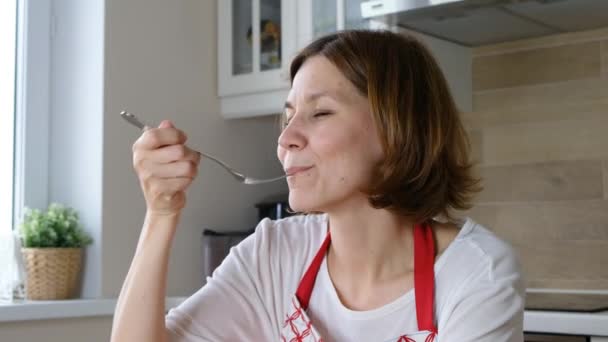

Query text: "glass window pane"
[260, 0, 281, 71]
[313, 0, 337, 39]
[233, 0, 253, 75]
[0, 0, 17, 233]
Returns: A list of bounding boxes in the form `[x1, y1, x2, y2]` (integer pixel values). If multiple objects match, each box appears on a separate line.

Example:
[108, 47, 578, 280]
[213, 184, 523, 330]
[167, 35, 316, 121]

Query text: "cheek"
[316, 130, 364, 177]
[323, 127, 381, 182]
[314, 131, 350, 166]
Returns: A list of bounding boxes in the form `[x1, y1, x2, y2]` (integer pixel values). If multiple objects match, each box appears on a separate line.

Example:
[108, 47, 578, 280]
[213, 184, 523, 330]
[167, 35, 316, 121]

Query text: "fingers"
[134, 120, 187, 150]
[140, 160, 199, 179]
[158, 120, 174, 129]
[133, 144, 200, 180]
[130, 119, 202, 215]
[142, 144, 201, 164]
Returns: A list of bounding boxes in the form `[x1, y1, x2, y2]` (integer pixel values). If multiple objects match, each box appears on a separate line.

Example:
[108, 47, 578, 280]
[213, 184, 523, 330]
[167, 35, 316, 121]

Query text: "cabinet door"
[230, 0, 253, 77]
[218, 0, 296, 97]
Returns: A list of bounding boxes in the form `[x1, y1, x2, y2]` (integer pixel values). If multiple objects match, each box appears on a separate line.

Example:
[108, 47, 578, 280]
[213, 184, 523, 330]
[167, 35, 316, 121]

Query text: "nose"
[277, 119, 306, 151]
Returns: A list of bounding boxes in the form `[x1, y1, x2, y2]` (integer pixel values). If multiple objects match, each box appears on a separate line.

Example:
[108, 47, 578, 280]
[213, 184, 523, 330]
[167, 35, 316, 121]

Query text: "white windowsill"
[0, 297, 187, 322]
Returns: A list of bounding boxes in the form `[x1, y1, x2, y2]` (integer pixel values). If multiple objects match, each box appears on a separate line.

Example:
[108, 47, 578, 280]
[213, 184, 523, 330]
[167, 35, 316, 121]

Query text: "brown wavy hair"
[289, 30, 480, 223]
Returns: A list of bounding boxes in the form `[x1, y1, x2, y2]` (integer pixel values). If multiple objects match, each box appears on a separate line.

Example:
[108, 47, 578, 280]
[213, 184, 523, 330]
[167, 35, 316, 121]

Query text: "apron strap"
[295, 232, 331, 310]
[414, 222, 438, 334]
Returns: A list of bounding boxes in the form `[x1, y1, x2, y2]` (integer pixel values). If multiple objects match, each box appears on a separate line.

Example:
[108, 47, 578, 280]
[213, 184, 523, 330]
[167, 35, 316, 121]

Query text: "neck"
[325, 199, 415, 288]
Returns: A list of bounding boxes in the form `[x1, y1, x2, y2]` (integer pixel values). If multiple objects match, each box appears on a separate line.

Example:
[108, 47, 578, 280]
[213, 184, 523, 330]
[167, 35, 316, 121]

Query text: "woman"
[111, 30, 524, 342]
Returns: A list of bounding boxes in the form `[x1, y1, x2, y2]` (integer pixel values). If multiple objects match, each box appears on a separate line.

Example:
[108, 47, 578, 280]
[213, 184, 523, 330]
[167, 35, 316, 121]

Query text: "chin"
[288, 190, 323, 213]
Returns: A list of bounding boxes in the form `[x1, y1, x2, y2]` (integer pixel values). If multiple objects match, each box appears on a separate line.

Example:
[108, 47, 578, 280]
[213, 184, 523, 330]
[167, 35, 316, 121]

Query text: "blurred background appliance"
[201, 194, 293, 282]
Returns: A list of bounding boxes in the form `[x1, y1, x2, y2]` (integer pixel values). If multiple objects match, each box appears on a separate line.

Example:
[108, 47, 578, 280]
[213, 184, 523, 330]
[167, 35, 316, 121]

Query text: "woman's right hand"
[132, 120, 201, 216]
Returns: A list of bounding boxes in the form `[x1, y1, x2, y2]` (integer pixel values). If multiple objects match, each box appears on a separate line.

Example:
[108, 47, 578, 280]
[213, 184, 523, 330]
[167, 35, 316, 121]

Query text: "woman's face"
[277, 56, 384, 213]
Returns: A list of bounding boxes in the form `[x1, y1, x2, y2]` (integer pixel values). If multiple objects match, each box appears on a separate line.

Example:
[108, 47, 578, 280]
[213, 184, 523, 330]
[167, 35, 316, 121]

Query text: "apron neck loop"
[414, 221, 438, 333]
[295, 232, 331, 310]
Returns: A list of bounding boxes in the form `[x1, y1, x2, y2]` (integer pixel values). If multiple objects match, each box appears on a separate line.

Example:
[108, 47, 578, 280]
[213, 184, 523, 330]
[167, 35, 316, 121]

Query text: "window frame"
[12, 0, 52, 228]
[0, 0, 18, 235]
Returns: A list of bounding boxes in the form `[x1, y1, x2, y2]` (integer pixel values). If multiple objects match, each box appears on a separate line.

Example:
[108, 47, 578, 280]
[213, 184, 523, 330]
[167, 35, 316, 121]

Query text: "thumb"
[158, 120, 175, 129]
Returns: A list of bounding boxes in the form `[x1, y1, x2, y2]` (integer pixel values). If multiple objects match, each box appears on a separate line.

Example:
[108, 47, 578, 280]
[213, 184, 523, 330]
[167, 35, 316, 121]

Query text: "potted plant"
[19, 203, 93, 300]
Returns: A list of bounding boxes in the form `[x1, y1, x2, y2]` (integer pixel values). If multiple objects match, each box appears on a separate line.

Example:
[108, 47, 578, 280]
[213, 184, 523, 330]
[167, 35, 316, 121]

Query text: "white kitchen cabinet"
[217, 0, 471, 118]
[218, 0, 374, 118]
[217, 0, 297, 118]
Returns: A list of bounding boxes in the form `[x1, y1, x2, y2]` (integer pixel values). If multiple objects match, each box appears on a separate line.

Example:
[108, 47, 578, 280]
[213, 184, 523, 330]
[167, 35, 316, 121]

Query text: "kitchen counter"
[524, 309, 608, 337]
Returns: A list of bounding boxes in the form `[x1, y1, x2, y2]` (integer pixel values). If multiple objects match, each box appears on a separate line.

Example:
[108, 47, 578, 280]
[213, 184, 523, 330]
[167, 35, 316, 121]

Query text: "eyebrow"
[284, 91, 340, 110]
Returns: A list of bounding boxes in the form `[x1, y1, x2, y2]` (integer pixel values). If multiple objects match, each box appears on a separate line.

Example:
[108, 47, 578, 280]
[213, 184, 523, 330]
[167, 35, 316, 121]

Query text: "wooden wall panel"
[476, 161, 603, 203]
[602, 40, 608, 76]
[470, 28, 608, 290]
[473, 78, 608, 113]
[473, 42, 601, 91]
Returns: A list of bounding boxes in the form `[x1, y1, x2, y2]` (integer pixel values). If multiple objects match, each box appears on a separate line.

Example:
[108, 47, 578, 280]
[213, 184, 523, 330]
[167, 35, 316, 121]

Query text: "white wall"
[101, 0, 286, 297]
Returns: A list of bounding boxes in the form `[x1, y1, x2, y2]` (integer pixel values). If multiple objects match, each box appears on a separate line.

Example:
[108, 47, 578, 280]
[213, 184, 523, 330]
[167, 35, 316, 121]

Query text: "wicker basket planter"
[21, 248, 83, 300]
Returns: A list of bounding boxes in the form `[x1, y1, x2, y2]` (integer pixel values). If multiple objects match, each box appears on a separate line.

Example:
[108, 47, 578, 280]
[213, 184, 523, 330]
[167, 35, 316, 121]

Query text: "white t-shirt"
[166, 214, 525, 341]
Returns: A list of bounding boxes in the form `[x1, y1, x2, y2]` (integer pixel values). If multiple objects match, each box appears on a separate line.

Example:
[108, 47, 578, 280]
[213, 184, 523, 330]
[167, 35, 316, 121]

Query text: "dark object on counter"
[201, 194, 296, 283]
[255, 194, 293, 221]
[523, 333, 587, 341]
[201, 229, 253, 283]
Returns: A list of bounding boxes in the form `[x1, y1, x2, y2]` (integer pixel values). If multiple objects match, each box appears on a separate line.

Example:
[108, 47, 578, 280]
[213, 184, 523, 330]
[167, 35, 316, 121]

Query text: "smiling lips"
[285, 166, 314, 177]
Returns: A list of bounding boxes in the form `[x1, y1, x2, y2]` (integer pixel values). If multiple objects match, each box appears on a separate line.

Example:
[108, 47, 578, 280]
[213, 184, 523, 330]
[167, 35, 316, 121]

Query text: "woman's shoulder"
[244, 213, 328, 269]
[435, 219, 525, 335]
[435, 217, 524, 303]
[453, 218, 520, 276]
[237, 214, 329, 296]
[255, 213, 328, 245]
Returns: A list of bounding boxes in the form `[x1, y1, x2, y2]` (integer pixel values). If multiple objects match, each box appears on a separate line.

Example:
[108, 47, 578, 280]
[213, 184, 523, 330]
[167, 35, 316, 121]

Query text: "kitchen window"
[0, 0, 17, 235]
[1, 0, 52, 236]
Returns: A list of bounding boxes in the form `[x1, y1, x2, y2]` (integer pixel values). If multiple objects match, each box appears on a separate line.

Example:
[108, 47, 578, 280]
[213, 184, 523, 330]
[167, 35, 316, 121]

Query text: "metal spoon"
[120, 111, 287, 185]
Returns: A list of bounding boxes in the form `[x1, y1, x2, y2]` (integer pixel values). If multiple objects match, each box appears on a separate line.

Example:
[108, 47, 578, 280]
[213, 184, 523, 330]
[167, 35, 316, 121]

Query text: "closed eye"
[282, 112, 293, 128]
[313, 111, 332, 118]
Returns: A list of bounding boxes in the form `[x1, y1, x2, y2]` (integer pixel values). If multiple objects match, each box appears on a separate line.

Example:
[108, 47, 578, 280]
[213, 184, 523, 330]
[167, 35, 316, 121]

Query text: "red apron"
[281, 222, 438, 342]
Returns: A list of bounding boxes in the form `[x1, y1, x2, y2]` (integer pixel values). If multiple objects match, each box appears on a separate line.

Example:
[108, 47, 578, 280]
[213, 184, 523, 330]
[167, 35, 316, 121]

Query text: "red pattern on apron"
[280, 222, 438, 341]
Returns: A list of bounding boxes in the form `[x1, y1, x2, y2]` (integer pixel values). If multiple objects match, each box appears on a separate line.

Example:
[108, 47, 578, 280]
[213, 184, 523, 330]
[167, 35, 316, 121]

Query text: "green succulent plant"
[19, 203, 93, 248]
